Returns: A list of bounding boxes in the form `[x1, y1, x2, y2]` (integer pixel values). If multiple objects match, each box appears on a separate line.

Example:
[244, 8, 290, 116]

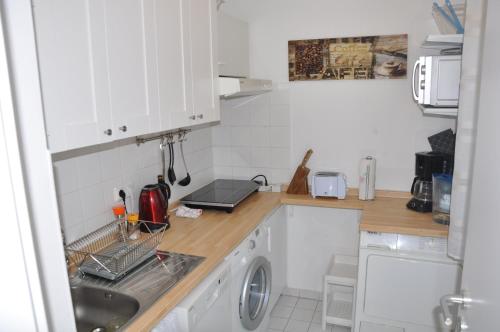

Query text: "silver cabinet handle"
[197, 114, 204, 119]
[118, 125, 127, 132]
[104, 129, 112, 136]
[188, 115, 196, 120]
[440, 294, 472, 328]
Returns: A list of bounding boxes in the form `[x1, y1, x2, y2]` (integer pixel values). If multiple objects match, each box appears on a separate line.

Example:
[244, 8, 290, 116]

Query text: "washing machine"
[229, 223, 272, 332]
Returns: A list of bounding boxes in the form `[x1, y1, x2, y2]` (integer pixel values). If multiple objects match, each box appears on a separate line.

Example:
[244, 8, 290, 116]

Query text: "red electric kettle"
[138, 184, 170, 232]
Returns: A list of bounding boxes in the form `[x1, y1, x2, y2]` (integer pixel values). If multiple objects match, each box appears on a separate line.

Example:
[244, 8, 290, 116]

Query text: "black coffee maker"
[407, 152, 453, 212]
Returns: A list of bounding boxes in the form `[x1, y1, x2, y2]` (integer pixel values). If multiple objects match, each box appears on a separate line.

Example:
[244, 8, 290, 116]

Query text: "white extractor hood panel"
[218, 77, 272, 98]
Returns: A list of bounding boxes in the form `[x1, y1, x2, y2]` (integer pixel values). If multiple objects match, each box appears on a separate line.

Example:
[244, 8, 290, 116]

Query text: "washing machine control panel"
[361, 231, 398, 250]
[248, 225, 267, 251]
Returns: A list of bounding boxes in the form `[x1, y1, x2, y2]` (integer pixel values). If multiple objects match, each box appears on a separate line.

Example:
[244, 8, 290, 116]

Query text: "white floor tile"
[278, 295, 299, 307]
[291, 308, 315, 322]
[268, 329, 283, 332]
[296, 298, 318, 310]
[271, 305, 294, 319]
[308, 323, 333, 332]
[299, 289, 321, 300]
[268, 317, 288, 331]
[285, 320, 310, 332]
[312, 311, 322, 324]
[283, 287, 300, 297]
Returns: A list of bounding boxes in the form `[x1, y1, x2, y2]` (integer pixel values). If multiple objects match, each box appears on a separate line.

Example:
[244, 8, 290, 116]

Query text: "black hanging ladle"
[167, 134, 176, 185]
[178, 131, 191, 186]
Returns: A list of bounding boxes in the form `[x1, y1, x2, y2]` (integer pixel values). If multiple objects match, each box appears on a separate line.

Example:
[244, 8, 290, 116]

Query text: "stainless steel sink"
[71, 286, 140, 332]
[70, 251, 204, 331]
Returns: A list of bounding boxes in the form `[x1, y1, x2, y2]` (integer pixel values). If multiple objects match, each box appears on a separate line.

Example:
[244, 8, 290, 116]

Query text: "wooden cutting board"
[287, 149, 313, 195]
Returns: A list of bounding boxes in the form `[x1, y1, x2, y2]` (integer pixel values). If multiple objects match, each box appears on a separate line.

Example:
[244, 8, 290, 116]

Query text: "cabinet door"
[187, 0, 220, 124]
[155, 0, 193, 130]
[218, 12, 250, 78]
[33, 0, 112, 152]
[103, 0, 160, 139]
[363, 254, 460, 327]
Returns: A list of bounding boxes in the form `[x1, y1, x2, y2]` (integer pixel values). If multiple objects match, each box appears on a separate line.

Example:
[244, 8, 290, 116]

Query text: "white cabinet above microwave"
[412, 55, 462, 108]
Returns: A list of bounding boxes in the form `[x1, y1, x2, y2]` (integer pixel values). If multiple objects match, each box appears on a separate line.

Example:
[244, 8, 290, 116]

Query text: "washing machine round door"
[239, 256, 272, 330]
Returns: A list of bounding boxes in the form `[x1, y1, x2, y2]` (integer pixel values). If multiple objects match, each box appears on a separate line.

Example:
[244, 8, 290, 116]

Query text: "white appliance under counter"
[354, 231, 462, 332]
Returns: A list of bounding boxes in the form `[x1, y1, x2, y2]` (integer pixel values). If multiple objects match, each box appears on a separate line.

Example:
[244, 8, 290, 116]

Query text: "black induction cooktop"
[180, 179, 259, 213]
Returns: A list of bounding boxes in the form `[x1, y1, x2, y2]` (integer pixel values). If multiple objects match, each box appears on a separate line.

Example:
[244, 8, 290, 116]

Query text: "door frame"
[0, 1, 75, 330]
[456, 0, 500, 330]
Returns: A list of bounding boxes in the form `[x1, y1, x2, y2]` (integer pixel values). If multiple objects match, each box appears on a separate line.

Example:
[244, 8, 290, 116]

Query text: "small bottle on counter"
[112, 204, 126, 220]
[112, 204, 127, 241]
[127, 213, 141, 240]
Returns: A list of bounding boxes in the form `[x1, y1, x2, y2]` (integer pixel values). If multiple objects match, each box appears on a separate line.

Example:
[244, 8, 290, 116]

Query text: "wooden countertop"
[126, 192, 283, 331]
[281, 190, 449, 238]
[126, 190, 448, 331]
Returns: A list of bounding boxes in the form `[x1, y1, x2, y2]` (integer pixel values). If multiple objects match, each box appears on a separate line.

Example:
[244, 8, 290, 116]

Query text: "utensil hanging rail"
[135, 128, 190, 146]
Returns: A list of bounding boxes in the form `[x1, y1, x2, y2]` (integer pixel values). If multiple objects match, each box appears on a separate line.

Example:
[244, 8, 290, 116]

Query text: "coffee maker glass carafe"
[407, 178, 434, 212]
[407, 152, 453, 213]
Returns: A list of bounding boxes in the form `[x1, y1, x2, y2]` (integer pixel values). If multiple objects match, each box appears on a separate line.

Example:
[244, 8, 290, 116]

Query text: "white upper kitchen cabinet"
[189, 0, 220, 124]
[169, 0, 220, 128]
[33, 0, 113, 152]
[218, 13, 250, 78]
[34, 0, 159, 152]
[34, 0, 218, 153]
[102, 0, 161, 140]
[155, 0, 193, 130]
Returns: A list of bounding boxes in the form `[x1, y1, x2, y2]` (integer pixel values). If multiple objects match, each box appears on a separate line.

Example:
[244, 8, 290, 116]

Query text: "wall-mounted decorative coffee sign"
[288, 34, 407, 81]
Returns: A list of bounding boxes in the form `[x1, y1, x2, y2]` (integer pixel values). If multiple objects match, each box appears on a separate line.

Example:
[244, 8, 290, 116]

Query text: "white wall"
[221, 0, 456, 191]
[212, 90, 291, 183]
[53, 127, 214, 242]
[286, 206, 361, 293]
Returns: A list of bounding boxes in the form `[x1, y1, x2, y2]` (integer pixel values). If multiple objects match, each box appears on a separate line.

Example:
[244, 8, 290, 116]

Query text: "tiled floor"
[267, 295, 351, 332]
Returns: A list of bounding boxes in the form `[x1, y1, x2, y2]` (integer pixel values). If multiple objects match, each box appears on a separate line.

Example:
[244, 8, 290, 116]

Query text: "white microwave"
[412, 55, 461, 107]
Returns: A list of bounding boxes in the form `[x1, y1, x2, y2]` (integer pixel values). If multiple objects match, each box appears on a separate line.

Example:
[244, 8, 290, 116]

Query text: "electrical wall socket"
[113, 186, 132, 203]
[258, 185, 272, 192]
[258, 184, 283, 192]
[271, 184, 282, 192]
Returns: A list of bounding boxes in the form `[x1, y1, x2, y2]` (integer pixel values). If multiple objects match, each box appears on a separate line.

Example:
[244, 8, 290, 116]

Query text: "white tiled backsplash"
[53, 127, 214, 243]
[54, 89, 291, 243]
[212, 88, 291, 184]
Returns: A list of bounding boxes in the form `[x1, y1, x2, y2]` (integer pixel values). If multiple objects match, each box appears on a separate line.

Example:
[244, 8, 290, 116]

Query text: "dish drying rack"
[65, 220, 167, 280]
